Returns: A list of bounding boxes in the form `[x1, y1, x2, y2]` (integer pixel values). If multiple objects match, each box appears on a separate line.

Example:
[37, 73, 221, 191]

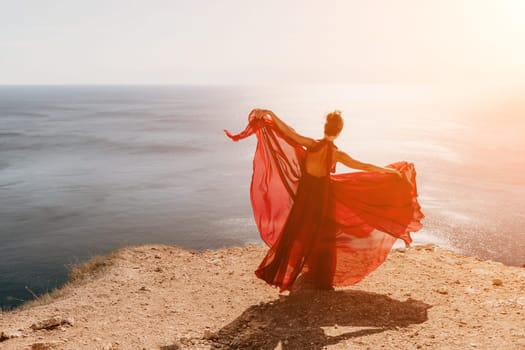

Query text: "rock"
[415, 244, 435, 252]
[472, 269, 492, 276]
[203, 329, 219, 340]
[29, 342, 63, 350]
[31, 316, 73, 331]
[31, 317, 62, 330]
[492, 279, 503, 286]
[230, 336, 242, 347]
[180, 337, 192, 345]
[1, 330, 23, 340]
[436, 287, 448, 295]
[465, 287, 480, 294]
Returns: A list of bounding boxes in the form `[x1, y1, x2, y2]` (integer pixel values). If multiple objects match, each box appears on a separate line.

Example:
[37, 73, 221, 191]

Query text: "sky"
[1, 0, 525, 85]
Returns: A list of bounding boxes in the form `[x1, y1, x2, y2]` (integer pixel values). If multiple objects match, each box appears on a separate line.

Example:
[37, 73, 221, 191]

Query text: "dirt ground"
[1, 243, 524, 350]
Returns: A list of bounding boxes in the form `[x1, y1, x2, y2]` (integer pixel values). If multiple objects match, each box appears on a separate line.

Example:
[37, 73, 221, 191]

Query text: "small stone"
[1, 330, 23, 340]
[436, 287, 448, 295]
[472, 268, 492, 276]
[30, 343, 53, 350]
[492, 279, 503, 286]
[31, 317, 69, 331]
[203, 330, 218, 340]
[415, 244, 435, 251]
[465, 287, 479, 294]
[180, 337, 191, 345]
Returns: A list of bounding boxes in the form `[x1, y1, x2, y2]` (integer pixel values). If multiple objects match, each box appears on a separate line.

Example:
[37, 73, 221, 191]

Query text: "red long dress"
[225, 110, 424, 292]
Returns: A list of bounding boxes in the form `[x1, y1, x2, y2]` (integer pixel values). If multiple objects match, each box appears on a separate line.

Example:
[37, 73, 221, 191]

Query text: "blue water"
[1, 85, 524, 310]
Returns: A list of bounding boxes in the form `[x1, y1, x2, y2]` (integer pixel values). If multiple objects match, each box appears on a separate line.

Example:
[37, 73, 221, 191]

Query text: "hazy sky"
[1, 0, 524, 84]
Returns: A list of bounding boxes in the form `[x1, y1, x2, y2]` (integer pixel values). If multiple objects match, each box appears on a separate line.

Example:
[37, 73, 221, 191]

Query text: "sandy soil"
[1, 243, 524, 350]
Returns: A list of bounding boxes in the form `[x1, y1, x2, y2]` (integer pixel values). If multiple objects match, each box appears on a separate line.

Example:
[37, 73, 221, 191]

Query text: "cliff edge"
[1, 243, 524, 349]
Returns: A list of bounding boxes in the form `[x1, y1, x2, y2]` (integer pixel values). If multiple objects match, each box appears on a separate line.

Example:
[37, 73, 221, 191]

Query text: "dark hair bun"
[327, 110, 342, 120]
[324, 110, 344, 136]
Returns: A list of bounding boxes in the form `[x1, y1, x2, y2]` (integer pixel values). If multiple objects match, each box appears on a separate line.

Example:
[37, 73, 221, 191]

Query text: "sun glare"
[504, 0, 525, 30]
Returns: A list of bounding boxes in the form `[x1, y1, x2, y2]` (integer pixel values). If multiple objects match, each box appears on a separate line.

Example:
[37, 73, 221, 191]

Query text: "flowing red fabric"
[225, 110, 424, 292]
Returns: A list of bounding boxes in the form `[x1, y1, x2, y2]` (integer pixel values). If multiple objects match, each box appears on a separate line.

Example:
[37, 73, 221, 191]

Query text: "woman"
[225, 109, 423, 293]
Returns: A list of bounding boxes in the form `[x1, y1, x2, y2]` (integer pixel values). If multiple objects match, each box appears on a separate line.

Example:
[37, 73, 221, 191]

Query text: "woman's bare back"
[304, 141, 335, 177]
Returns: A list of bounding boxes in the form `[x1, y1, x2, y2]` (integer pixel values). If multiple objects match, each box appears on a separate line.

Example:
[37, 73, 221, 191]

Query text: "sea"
[1, 84, 524, 310]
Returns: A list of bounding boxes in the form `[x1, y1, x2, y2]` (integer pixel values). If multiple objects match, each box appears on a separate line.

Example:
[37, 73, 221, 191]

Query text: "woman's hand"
[253, 109, 264, 120]
[253, 108, 273, 120]
[386, 167, 403, 178]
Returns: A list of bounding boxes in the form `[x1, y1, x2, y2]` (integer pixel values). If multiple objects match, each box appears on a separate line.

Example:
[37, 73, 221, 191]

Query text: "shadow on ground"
[208, 289, 431, 349]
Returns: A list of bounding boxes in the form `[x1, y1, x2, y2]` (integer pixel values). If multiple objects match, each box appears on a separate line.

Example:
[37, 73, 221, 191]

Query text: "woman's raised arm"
[254, 109, 317, 148]
[335, 150, 401, 176]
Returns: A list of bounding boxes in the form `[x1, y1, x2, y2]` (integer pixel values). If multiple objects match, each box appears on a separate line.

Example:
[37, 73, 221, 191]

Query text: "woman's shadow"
[209, 288, 431, 349]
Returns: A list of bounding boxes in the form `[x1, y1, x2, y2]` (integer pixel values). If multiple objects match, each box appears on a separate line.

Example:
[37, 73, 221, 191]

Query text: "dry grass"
[15, 285, 75, 311]
[2, 244, 181, 314]
[3, 248, 125, 313]
[66, 249, 121, 283]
